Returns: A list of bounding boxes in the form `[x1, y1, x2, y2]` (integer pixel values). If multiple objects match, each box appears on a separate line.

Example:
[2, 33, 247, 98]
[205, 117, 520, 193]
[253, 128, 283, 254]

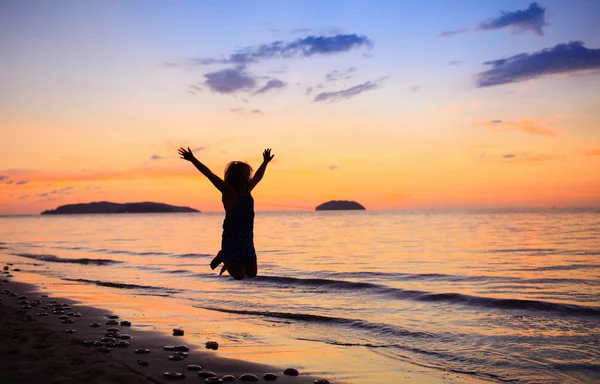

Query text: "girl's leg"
[244, 260, 257, 278]
[210, 250, 224, 270]
[223, 260, 246, 280]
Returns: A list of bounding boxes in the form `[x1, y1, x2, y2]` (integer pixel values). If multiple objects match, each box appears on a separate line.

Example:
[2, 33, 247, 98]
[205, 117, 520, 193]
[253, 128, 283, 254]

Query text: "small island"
[315, 200, 366, 211]
[41, 201, 200, 215]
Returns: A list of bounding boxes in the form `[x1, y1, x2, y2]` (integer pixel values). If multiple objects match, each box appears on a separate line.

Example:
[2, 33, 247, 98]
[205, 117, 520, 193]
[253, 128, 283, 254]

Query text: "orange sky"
[1, 1, 600, 214]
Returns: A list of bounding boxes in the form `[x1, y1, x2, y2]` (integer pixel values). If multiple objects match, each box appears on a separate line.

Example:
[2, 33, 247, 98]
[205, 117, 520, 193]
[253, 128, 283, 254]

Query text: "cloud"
[477, 41, 600, 87]
[191, 146, 205, 152]
[0, 175, 6, 181]
[448, 60, 463, 66]
[7, 180, 14, 185]
[37, 193, 49, 197]
[230, 108, 243, 112]
[190, 34, 372, 66]
[251, 109, 262, 114]
[500, 153, 563, 163]
[438, 29, 469, 38]
[203, 66, 257, 94]
[254, 79, 286, 95]
[325, 67, 357, 82]
[150, 154, 163, 160]
[328, 165, 338, 170]
[16, 180, 28, 185]
[305, 86, 313, 95]
[581, 149, 600, 156]
[477, 119, 557, 137]
[19, 195, 29, 200]
[479, 2, 546, 36]
[290, 28, 311, 35]
[313, 78, 384, 103]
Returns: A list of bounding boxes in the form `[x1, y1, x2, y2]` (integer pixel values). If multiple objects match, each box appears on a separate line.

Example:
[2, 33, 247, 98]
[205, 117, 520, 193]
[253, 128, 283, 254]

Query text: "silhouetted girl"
[178, 147, 274, 279]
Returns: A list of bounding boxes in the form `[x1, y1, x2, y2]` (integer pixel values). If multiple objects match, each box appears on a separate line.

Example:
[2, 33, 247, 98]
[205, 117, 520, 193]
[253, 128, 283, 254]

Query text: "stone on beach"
[137, 359, 149, 367]
[163, 345, 190, 352]
[221, 375, 236, 382]
[263, 372, 278, 381]
[168, 354, 185, 361]
[90, 322, 101, 327]
[205, 341, 219, 350]
[95, 346, 111, 353]
[106, 327, 120, 332]
[164, 372, 186, 379]
[197, 371, 217, 378]
[314, 380, 331, 384]
[186, 364, 203, 371]
[120, 320, 131, 326]
[205, 377, 224, 383]
[106, 314, 119, 319]
[284, 368, 299, 376]
[106, 319, 119, 325]
[117, 340, 130, 347]
[135, 348, 151, 354]
[173, 328, 184, 336]
[65, 329, 76, 334]
[239, 373, 259, 381]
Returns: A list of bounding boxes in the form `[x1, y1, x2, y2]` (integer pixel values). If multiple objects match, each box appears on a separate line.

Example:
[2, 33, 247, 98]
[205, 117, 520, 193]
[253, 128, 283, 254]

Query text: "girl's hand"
[263, 148, 274, 163]
[178, 147, 196, 162]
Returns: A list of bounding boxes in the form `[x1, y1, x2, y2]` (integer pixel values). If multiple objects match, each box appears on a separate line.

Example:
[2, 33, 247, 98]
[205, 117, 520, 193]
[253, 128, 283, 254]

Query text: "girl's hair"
[224, 161, 253, 192]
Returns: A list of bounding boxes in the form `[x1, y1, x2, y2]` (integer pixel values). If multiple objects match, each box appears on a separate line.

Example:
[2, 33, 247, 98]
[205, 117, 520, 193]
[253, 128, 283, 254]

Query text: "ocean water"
[1, 210, 599, 383]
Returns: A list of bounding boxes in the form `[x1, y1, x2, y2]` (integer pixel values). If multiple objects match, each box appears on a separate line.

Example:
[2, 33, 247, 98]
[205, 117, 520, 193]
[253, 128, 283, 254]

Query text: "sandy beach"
[0, 277, 329, 384]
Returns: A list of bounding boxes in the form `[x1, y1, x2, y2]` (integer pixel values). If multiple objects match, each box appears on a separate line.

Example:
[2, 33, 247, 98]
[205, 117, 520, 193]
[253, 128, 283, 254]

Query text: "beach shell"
[186, 365, 203, 371]
[205, 377, 223, 383]
[314, 380, 331, 384]
[221, 375, 236, 382]
[120, 320, 131, 326]
[106, 327, 120, 332]
[173, 328, 184, 336]
[95, 347, 111, 353]
[164, 372, 185, 379]
[168, 354, 185, 361]
[90, 323, 101, 327]
[283, 368, 299, 376]
[138, 360, 149, 367]
[263, 373, 278, 381]
[197, 371, 217, 378]
[135, 348, 150, 354]
[106, 314, 119, 319]
[239, 373, 259, 381]
[106, 320, 119, 325]
[117, 341, 130, 347]
[65, 329, 76, 334]
[205, 341, 219, 350]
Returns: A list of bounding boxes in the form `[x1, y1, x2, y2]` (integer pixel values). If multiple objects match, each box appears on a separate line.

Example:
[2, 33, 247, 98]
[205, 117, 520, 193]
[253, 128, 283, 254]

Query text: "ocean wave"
[251, 275, 600, 317]
[171, 253, 213, 259]
[62, 277, 177, 292]
[10, 253, 121, 265]
[194, 305, 436, 339]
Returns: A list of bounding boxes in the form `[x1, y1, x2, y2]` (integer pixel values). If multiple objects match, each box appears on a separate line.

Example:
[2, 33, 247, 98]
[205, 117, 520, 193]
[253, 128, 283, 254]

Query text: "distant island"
[315, 200, 366, 211]
[41, 201, 200, 215]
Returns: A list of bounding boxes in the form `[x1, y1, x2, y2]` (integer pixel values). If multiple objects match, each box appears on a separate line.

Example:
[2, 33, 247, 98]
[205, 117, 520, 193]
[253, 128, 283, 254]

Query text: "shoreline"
[0, 277, 329, 384]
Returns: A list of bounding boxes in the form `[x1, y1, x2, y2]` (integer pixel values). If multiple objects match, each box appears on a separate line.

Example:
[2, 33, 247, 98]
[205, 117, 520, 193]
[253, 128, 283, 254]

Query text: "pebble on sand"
[314, 380, 331, 384]
[120, 320, 131, 326]
[284, 368, 299, 376]
[95, 347, 111, 353]
[106, 319, 119, 325]
[106, 327, 120, 332]
[164, 372, 186, 379]
[205, 377, 224, 383]
[163, 345, 190, 352]
[65, 329, 76, 333]
[135, 348, 151, 354]
[90, 322, 101, 327]
[222, 375, 236, 382]
[106, 314, 119, 319]
[186, 364, 203, 371]
[117, 340, 130, 347]
[205, 341, 219, 350]
[197, 371, 217, 378]
[239, 373, 259, 381]
[168, 355, 185, 361]
[263, 372, 278, 381]
[173, 328, 184, 336]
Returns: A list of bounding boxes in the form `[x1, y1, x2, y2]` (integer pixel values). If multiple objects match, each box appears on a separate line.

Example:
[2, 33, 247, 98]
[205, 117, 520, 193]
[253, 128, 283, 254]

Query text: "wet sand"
[0, 278, 328, 384]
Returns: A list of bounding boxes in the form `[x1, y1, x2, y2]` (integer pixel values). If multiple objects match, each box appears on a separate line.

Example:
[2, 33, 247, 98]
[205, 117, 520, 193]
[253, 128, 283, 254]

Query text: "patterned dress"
[221, 193, 257, 262]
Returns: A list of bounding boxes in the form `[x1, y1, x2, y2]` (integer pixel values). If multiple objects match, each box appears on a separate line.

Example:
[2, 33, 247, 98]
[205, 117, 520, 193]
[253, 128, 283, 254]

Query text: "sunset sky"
[1, 0, 599, 215]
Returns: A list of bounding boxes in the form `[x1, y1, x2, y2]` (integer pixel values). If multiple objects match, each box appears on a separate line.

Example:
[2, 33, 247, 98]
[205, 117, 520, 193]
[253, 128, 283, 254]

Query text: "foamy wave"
[11, 253, 121, 265]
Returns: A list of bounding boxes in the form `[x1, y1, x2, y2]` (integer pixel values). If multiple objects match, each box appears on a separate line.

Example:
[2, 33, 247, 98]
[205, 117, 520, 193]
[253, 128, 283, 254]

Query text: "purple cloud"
[190, 34, 373, 66]
[16, 180, 28, 185]
[150, 154, 163, 160]
[477, 41, 600, 87]
[251, 109, 262, 114]
[325, 67, 357, 83]
[479, 2, 546, 36]
[204, 66, 257, 94]
[438, 29, 469, 38]
[313, 78, 384, 103]
[254, 79, 286, 95]
[0, 175, 7, 181]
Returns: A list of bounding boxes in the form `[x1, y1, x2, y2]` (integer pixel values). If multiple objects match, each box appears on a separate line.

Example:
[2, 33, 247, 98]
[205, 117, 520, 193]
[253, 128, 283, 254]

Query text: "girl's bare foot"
[210, 250, 224, 270]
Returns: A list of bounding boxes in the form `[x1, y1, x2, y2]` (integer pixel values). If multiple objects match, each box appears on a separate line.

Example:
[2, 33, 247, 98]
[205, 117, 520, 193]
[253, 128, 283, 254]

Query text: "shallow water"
[1, 209, 599, 383]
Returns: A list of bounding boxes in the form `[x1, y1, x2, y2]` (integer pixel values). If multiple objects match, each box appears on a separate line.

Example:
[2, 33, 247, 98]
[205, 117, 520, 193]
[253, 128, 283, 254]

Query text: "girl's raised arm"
[249, 148, 274, 191]
[178, 147, 228, 193]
